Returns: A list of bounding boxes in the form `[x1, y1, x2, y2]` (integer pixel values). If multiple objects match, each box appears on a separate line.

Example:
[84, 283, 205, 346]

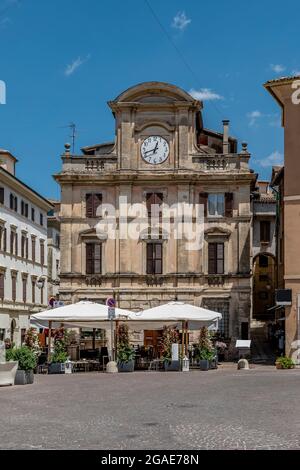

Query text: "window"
[86, 193, 102, 218]
[208, 242, 224, 274]
[3, 228, 6, 252]
[55, 235, 60, 248]
[208, 194, 225, 217]
[32, 237, 36, 263]
[260, 221, 271, 243]
[12, 274, 16, 302]
[9, 193, 14, 210]
[86, 243, 102, 274]
[0, 328, 5, 341]
[219, 309, 229, 338]
[146, 242, 163, 274]
[10, 230, 15, 255]
[56, 259, 60, 273]
[40, 240, 45, 265]
[32, 279, 36, 304]
[14, 196, 18, 212]
[40, 213, 43, 226]
[21, 200, 24, 216]
[0, 225, 3, 251]
[0, 273, 4, 299]
[31, 207, 35, 222]
[0, 187, 4, 204]
[259, 254, 269, 268]
[25, 203, 28, 218]
[40, 285, 44, 305]
[22, 277, 27, 303]
[146, 192, 163, 221]
[21, 234, 27, 258]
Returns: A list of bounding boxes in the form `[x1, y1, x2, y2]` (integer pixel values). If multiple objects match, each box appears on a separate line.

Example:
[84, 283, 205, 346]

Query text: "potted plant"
[197, 326, 215, 370]
[161, 326, 181, 371]
[117, 324, 135, 372]
[48, 328, 69, 374]
[6, 346, 37, 385]
[198, 348, 215, 371]
[275, 356, 295, 369]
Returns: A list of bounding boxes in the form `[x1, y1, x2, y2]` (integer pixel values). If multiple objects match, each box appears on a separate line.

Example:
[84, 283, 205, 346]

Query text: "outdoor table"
[148, 359, 164, 371]
[72, 360, 90, 373]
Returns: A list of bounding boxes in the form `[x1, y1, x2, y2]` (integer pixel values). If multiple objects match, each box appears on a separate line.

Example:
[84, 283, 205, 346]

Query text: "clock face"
[141, 136, 169, 165]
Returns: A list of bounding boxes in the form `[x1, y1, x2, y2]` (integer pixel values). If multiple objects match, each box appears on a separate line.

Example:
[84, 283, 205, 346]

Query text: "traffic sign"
[106, 297, 116, 308]
[108, 306, 115, 320]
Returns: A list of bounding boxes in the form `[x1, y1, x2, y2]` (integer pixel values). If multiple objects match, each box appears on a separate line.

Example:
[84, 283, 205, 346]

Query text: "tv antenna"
[59, 122, 77, 154]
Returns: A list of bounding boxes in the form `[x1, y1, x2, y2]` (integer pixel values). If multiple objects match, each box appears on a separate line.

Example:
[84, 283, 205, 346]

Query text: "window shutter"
[199, 192, 208, 217]
[10, 194, 14, 210]
[86, 194, 93, 218]
[94, 194, 102, 218]
[25, 204, 29, 218]
[86, 244, 94, 274]
[146, 193, 155, 217]
[154, 243, 162, 274]
[0, 188, 4, 204]
[12, 276, 16, 302]
[15, 232, 18, 256]
[217, 243, 224, 274]
[208, 243, 216, 274]
[225, 193, 233, 217]
[146, 243, 153, 274]
[3, 228, 6, 252]
[14, 196, 18, 212]
[0, 274, 4, 299]
[25, 237, 29, 259]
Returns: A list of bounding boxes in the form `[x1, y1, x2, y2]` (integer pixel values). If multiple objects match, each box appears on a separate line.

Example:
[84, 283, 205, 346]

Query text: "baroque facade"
[0, 149, 52, 346]
[55, 82, 255, 346]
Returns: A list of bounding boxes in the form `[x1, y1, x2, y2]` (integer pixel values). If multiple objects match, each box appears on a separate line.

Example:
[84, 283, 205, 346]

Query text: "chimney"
[0, 149, 17, 175]
[222, 120, 230, 154]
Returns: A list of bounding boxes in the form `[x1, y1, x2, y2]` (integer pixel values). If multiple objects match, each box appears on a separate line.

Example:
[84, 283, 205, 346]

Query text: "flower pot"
[48, 363, 65, 374]
[15, 369, 34, 385]
[199, 359, 210, 371]
[118, 360, 135, 372]
[275, 362, 282, 370]
[164, 360, 180, 371]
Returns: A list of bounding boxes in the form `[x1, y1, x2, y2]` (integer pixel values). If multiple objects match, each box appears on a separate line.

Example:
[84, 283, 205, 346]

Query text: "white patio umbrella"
[30, 301, 133, 363]
[30, 300, 132, 329]
[127, 301, 222, 330]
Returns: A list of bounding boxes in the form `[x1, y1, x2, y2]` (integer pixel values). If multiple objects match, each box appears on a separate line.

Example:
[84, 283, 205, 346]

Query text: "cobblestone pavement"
[0, 366, 299, 450]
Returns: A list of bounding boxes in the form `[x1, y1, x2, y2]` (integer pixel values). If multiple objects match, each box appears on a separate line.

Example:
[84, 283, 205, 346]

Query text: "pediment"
[204, 226, 231, 238]
[79, 228, 107, 241]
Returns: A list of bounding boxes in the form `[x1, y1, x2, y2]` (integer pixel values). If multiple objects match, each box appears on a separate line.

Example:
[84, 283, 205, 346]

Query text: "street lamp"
[36, 277, 45, 290]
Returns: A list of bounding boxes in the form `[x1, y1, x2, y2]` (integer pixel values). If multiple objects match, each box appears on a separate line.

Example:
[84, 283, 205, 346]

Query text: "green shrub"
[6, 346, 37, 370]
[276, 356, 295, 369]
[198, 348, 215, 361]
[117, 324, 135, 363]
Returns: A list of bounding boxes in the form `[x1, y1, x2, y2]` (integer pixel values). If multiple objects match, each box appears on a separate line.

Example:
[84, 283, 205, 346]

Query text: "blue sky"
[0, 0, 298, 199]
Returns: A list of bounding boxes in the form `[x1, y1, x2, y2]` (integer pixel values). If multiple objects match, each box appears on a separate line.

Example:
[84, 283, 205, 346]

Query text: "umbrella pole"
[92, 328, 96, 350]
[181, 321, 185, 359]
[47, 320, 52, 363]
[185, 321, 189, 356]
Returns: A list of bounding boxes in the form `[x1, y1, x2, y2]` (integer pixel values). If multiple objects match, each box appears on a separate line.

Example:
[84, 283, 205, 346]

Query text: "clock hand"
[144, 146, 157, 155]
[153, 142, 158, 154]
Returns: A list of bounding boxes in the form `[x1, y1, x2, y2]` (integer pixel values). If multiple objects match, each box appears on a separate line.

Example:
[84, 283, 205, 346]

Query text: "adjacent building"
[47, 200, 60, 300]
[0, 149, 52, 346]
[252, 180, 277, 320]
[265, 75, 300, 363]
[55, 82, 255, 351]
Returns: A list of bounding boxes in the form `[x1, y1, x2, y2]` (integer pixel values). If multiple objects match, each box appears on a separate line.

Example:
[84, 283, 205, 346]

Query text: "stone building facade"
[0, 149, 52, 346]
[265, 75, 300, 362]
[55, 82, 255, 346]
